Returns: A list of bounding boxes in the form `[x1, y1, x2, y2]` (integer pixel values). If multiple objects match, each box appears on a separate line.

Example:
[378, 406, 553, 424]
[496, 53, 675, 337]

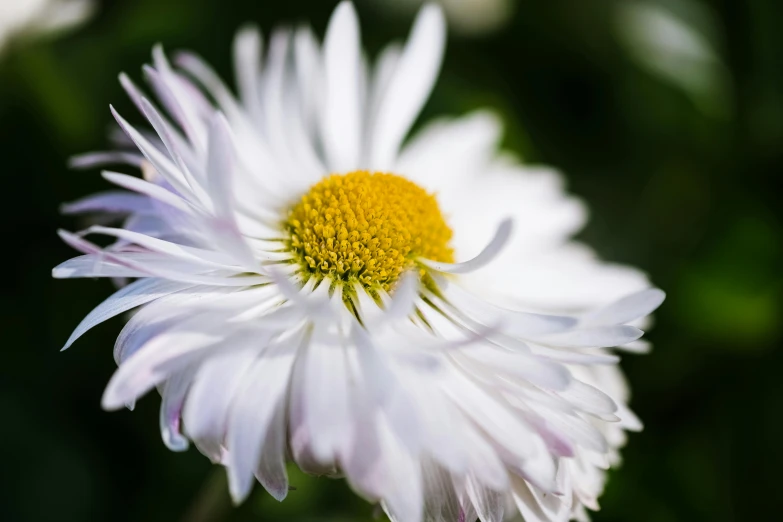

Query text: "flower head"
[0, 0, 93, 53]
[371, 0, 515, 36]
[56, 2, 663, 521]
[615, 0, 731, 116]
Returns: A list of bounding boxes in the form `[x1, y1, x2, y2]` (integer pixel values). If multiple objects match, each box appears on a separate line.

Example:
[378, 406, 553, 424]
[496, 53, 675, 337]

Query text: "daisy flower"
[368, 0, 515, 36]
[0, 0, 94, 53]
[55, 2, 664, 521]
[615, 0, 730, 116]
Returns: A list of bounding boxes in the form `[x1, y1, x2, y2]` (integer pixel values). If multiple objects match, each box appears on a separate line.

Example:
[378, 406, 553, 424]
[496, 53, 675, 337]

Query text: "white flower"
[56, 2, 663, 521]
[615, 0, 731, 116]
[0, 0, 93, 53]
[366, 0, 515, 36]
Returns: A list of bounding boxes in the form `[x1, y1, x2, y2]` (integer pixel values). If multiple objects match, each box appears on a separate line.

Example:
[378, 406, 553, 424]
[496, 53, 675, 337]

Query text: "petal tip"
[101, 393, 123, 412]
[266, 484, 289, 502]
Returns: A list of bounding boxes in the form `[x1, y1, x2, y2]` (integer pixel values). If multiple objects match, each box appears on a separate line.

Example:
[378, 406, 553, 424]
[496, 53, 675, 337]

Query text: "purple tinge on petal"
[162, 397, 188, 451]
[458, 507, 466, 522]
[61, 191, 153, 215]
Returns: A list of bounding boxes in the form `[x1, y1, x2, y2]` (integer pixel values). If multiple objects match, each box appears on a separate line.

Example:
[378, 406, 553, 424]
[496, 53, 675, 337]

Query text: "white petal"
[204, 113, 260, 269]
[535, 325, 643, 349]
[63, 278, 194, 350]
[176, 52, 245, 125]
[457, 495, 479, 522]
[320, 1, 363, 171]
[366, 44, 401, 139]
[69, 151, 144, 170]
[293, 26, 321, 134]
[122, 71, 202, 177]
[32, 0, 94, 34]
[233, 25, 264, 122]
[618, 339, 652, 353]
[421, 219, 513, 274]
[445, 164, 586, 264]
[53, 251, 236, 282]
[101, 171, 195, 215]
[205, 112, 238, 219]
[511, 475, 566, 522]
[262, 29, 325, 184]
[466, 476, 505, 522]
[288, 351, 340, 477]
[379, 270, 419, 322]
[139, 97, 209, 202]
[616, 402, 643, 432]
[369, 4, 446, 169]
[461, 348, 571, 391]
[102, 315, 234, 410]
[58, 230, 265, 287]
[52, 255, 147, 279]
[342, 409, 384, 499]
[351, 325, 422, 452]
[378, 415, 424, 522]
[302, 327, 352, 462]
[583, 288, 666, 326]
[460, 429, 508, 492]
[111, 287, 249, 365]
[226, 342, 297, 502]
[397, 111, 501, 191]
[110, 106, 198, 204]
[85, 226, 240, 269]
[404, 380, 469, 475]
[118, 71, 148, 116]
[557, 379, 618, 418]
[524, 413, 575, 458]
[159, 366, 195, 451]
[537, 410, 608, 454]
[480, 242, 650, 310]
[422, 465, 461, 522]
[184, 348, 259, 462]
[150, 45, 209, 148]
[255, 402, 290, 501]
[438, 281, 577, 337]
[444, 372, 536, 463]
[61, 191, 152, 215]
[528, 344, 620, 365]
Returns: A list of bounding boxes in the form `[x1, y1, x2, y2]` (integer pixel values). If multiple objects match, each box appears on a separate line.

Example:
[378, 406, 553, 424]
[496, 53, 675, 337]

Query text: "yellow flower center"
[285, 171, 454, 291]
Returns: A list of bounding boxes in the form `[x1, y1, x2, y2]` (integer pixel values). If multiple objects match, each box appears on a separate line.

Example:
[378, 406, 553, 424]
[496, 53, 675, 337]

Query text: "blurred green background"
[1, 0, 781, 521]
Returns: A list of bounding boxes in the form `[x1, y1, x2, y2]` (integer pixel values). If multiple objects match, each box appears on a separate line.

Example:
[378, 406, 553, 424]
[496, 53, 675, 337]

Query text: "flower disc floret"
[285, 171, 454, 290]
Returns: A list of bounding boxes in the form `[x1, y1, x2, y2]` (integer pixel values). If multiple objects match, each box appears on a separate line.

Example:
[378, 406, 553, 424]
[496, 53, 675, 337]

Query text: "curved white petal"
[63, 278, 194, 350]
[226, 340, 298, 502]
[101, 171, 195, 215]
[583, 288, 666, 326]
[320, 1, 363, 172]
[110, 106, 199, 204]
[159, 366, 196, 451]
[420, 219, 513, 274]
[369, 4, 446, 169]
[535, 325, 644, 349]
[61, 191, 152, 215]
